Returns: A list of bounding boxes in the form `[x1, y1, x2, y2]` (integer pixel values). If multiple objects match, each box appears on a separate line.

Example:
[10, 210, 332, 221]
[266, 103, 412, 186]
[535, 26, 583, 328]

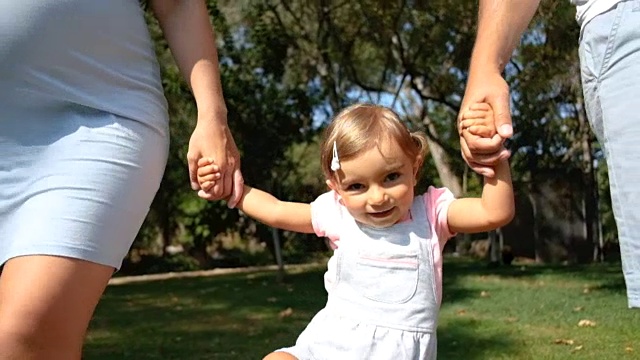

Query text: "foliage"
[128, 0, 615, 272]
[239, 0, 484, 195]
[120, 254, 201, 276]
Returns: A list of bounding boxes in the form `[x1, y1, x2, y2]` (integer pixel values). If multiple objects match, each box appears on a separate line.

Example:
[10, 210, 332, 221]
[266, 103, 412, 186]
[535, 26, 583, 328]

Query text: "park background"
[85, 1, 640, 359]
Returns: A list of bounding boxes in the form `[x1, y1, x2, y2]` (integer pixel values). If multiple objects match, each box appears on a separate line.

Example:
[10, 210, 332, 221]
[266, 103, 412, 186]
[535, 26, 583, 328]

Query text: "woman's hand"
[458, 71, 512, 177]
[187, 111, 244, 208]
[150, 0, 244, 207]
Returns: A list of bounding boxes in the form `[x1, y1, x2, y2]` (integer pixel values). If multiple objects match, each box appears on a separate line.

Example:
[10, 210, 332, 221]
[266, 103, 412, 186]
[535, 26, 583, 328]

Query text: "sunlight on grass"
[85, 259, 639, 359]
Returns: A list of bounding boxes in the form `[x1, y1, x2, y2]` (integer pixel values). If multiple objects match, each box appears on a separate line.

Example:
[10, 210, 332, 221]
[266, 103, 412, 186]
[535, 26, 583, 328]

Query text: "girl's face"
[328, 137, 419, 228]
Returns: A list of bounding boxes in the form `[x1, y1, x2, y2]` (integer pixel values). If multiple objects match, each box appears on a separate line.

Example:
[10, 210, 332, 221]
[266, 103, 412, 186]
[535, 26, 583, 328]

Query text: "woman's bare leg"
[263, 351, 299, 360]
[0, 255, 114, 360]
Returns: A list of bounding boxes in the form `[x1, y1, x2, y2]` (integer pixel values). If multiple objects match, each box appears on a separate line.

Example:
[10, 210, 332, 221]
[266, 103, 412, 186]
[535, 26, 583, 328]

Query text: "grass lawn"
[86, 258, 640, 359]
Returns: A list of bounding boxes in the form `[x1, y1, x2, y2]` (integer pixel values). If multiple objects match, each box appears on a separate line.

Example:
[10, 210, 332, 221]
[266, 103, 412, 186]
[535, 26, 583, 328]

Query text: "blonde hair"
[320, 104, 428, 179]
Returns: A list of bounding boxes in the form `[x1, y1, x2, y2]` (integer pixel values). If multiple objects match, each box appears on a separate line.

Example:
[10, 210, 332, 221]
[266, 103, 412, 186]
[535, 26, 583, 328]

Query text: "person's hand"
[196, 158, 221, 193]
[187, 111, 244, 207]
[458, 72, 512, 177]
[459, 102, 497, 138]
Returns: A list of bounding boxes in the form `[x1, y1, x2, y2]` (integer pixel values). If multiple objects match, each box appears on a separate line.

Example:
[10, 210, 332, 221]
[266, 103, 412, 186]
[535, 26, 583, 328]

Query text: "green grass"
[86, 258, 640, 359]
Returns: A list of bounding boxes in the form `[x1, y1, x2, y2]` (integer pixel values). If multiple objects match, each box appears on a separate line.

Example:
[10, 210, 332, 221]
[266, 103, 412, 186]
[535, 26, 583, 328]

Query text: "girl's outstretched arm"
[235, 185, 314, 234]
[447, 160, 515, 233]
[197, 158, 314, 234]
[448, 103, 515, 233]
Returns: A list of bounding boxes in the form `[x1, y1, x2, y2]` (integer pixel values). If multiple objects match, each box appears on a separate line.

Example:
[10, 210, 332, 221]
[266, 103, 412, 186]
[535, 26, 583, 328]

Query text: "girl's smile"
[329, 137, 419, 228]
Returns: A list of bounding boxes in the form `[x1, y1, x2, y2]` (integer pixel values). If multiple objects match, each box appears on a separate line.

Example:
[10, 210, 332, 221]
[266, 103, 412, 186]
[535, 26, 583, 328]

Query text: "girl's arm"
[197, 159, 314, 233]
[446, 159, 515, 233]
[235, 185, 314, 234]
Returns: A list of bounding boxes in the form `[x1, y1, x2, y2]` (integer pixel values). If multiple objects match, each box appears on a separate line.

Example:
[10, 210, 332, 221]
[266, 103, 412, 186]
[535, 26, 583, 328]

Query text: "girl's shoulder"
[310, 190, 344, 245]
[417, 186, 455, 204]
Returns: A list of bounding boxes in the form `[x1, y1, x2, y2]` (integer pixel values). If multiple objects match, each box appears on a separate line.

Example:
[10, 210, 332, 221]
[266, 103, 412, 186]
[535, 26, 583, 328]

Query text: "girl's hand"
[187, 111, 244, 207]
[197, 158, 221, 193]
[459, 103, 497, 138]
[458, 72, 512, 177]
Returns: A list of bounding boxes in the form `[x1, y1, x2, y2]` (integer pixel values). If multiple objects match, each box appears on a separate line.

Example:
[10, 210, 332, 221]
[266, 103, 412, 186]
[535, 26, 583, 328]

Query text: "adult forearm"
[151, 0, 227, 122]
[470, 0, 540, 75]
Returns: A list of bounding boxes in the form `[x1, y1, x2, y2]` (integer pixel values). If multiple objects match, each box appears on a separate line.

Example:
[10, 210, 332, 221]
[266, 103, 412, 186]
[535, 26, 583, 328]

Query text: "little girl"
[198, 103, 513, 360]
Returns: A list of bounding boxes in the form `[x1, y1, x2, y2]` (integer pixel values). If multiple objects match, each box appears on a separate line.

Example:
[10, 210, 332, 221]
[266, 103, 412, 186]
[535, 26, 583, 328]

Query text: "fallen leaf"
[572, 345, 584, 352]
[573, 306, 584, 312]
[625, 347, 634, 353]
[554, 339, 575, 345]
[456, 309, 467, 315]
[480, 291, 490, 298]
[578, 319, 596, 327]
[279, 307, 293, 318]
[246, 313, 267, 321]
[583, 287, 591, 294]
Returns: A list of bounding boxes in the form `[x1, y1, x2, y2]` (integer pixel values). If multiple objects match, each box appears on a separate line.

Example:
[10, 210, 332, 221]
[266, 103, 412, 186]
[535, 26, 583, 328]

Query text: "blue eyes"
[344, 173, 402, 192]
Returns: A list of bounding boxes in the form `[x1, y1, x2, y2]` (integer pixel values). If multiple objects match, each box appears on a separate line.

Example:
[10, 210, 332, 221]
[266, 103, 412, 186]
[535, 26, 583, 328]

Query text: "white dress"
[277, 189, 455, 359]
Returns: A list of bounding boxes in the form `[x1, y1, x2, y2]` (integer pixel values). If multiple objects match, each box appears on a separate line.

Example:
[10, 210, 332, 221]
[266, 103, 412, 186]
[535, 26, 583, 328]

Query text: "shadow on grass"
[437, 318, 518, 360]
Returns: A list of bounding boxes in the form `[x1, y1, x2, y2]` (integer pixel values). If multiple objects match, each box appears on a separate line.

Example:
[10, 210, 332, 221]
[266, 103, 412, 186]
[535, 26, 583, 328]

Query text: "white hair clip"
[330, 141, 340, 171]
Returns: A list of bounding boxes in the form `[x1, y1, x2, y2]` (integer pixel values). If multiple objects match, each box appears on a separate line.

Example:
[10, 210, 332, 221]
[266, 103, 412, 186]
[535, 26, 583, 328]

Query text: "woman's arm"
[150, 0, 225, 116]
[458, 0, 541, 177]
[150, 0, 244, 206]
[470, 0, 541, 76]
[235, 185, 315, 234]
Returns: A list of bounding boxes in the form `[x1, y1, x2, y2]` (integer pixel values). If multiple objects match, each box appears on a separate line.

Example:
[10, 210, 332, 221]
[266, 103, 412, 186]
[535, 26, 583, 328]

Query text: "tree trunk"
[271, 227, 286, 283]
[529, 189, 541, 263]
[424, 122, 463, 197]
[489, 230, 500, 264]
[188, 242, 210, 268]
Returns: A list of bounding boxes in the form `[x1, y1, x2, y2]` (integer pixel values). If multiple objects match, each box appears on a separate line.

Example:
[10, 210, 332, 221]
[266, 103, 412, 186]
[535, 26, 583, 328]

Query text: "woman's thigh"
[0, 255, 114, 359]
